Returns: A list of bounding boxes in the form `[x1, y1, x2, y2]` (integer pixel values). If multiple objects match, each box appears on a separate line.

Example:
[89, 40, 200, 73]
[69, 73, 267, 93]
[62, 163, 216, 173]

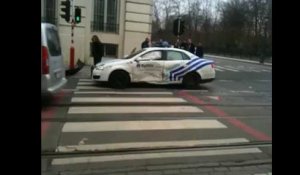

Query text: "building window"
[42, 0, 57, 25]
[90, 43, 118, 58]
[92, 0, 119, 33]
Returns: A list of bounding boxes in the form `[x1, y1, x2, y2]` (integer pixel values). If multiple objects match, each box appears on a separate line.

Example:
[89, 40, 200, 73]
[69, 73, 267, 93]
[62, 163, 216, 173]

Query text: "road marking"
[218, 80, 233, 82]
[74, 91, 173, 95]
[76, 86, 110, 90]
[178, 91, 272, 141]
[250, 70, 260, 72]
[215, 68, 224, 72]
[71, 97, 186, 103]
[77, 82, 97, 85]
[56, 138, 249, 152]
[257, 80, 271, 82]
[52, 148, 261, 165]
[216, 66, 239, 72]
[68, 106, 203, 114]
[206, 96, 221, 101]
[79, 79, 94, 82]
[262, 69, 271, 72]
[62, 120, 226, 132]
[183, 90, 209, 92]
[231, 90, 255, 93]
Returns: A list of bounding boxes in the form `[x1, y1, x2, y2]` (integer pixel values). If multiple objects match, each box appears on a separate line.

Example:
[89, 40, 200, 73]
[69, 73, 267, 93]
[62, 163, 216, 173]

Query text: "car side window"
[166, 51, 184, 61]
[181, 53, 191, 60]
[140, 51, 162, 61]
[46, 27, 62, 56]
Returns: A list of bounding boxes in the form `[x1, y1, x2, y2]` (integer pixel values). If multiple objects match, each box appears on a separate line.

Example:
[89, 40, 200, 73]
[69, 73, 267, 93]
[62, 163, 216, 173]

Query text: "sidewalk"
[205, 54, 272, 66]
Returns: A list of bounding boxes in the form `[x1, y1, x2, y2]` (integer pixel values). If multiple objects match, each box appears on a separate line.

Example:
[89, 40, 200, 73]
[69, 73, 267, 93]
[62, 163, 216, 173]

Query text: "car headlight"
[96, 66, 104, 70]
[96, 64, 105, 70]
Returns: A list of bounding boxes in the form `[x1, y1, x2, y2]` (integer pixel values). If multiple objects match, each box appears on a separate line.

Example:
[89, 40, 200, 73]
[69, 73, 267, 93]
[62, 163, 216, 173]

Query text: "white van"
[41, 23, 67, 96]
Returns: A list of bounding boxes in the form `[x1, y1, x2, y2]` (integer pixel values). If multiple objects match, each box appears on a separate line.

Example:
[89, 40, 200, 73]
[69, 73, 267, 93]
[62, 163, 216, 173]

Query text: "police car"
[92, 47, 215, 89]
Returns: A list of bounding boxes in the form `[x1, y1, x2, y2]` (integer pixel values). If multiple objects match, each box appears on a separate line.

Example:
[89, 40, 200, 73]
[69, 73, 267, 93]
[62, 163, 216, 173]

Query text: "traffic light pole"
[69, 0, 75, 69]
[177, 18, 181, 47]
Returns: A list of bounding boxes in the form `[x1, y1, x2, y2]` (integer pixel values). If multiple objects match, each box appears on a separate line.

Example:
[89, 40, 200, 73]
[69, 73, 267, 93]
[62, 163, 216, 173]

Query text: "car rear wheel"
[108, 70, 130, 89]
[182, 72, 200, 89]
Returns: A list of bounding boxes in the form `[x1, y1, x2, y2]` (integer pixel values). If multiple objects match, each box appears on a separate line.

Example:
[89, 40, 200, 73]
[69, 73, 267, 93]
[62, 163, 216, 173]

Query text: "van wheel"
[182, 73, 200, 89]
[109, 70, 130, 89]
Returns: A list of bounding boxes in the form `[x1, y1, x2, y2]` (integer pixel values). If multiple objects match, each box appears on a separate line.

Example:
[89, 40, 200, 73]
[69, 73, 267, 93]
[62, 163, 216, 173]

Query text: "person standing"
[91, 35, 103, 65]
[141, 37, 150, 49]
[195, 42, 204, 58]
[187, 38, 195, 54]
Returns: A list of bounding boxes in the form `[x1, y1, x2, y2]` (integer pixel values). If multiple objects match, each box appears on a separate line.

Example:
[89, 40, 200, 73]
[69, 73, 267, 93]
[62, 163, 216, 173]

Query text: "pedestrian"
[195, 42, 204, 58]
[180, 40, 187, 50]
[91, 35, 103, 76]
[187, 38, 195, 54]
[141, 37, 150, 49]
[174, 39, 181, 48]
[91, 35, 103, 65]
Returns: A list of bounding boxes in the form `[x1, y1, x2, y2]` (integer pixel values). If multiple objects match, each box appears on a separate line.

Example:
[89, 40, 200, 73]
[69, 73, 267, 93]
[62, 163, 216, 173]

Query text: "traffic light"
[61, 0, 70, 23]
[75, 7, 81, 24]
[173, 18, 185, 36]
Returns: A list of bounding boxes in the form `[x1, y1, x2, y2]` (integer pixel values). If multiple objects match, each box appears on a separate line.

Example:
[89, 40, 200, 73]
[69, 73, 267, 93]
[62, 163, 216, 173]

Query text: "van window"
[46, 27, 61, 56]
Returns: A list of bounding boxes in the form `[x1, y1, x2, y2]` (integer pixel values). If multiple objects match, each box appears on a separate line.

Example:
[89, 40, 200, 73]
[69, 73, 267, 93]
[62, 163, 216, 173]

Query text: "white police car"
[92, 47, 215, 89]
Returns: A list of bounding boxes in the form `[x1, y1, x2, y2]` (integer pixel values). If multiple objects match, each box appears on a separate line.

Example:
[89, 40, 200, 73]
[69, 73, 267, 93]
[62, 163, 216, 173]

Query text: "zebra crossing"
[215, 65, 271, 73]
[51, 79, 268, 169]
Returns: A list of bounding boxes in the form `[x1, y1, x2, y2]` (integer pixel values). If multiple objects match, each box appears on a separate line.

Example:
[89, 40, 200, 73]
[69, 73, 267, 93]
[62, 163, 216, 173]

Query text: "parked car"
[41, 23, 67, 96]
[92, 47, 215, 89]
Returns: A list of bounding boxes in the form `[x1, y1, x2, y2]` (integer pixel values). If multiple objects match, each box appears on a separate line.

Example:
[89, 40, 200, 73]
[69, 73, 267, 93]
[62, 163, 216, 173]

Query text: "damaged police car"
[92, 47, 215, 89]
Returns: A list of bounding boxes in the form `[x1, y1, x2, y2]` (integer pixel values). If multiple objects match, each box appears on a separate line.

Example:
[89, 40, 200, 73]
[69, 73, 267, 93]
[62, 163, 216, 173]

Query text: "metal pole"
[69, 0, 75, 69]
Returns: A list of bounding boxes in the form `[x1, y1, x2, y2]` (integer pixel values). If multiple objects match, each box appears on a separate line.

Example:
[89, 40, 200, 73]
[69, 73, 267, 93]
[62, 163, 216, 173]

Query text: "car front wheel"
[182, 72, 200, 89]
[108, 70, 130, 89]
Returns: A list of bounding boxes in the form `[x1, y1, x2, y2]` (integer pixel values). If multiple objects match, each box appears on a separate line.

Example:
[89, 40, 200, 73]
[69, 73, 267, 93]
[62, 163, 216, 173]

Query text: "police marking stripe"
[172, 59, 207, 81]
[177, 61, 213, 81]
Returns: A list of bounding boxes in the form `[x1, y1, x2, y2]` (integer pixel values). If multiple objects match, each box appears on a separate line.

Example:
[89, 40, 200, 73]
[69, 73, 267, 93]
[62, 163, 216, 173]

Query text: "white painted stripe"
[52, 148, 262, 165]
[257, 80, 271, 82]
[262, 69, 271, 72]
[216, 66, 239, 72]
[71, 97, 186, 103]
[77, 82, 97, 85]
[62, 120, 226, 132]
[218, 80, 233, 82]
[74, 91, 173, 95]
[250, 70, 261, 72]
[79, 79, 94, 82]
[68, 106, 203, 114]
[56, 138, 249, 152]
[76, 86, 110, 90]
[184, 90, 209, 92]
[222, 67, 239, 72]
[215, 68, 224, 72]
[231, 90, 255, 93]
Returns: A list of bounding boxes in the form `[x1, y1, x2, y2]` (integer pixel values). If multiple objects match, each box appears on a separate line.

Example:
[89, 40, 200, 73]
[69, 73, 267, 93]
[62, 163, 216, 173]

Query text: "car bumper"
[42, 75, 67, 94]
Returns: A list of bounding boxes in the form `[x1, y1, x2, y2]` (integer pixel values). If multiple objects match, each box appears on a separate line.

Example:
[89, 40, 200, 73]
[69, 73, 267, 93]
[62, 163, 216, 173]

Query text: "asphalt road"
[41, 57, 272, 175]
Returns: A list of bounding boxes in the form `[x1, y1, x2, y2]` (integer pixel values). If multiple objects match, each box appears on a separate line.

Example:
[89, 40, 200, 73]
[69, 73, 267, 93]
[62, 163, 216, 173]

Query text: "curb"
[205, 54, 272, 66]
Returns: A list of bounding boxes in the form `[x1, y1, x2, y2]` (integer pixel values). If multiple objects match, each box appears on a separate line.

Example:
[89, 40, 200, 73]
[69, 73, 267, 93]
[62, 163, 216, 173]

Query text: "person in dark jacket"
[91, 35, 103, 77]
[195, 42, 204, 58]
[91, 35, 103, 65]
[187, 38, 195, 54]
[141, 37, 150, 49]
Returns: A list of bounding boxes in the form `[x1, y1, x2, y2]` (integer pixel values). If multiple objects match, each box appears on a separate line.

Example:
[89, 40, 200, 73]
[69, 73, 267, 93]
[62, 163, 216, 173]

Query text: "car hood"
[96, 58, 131, 67]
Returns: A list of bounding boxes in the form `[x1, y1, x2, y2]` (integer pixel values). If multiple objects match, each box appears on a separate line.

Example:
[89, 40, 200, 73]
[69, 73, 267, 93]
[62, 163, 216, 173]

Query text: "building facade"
[42, 0, 153, 67]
